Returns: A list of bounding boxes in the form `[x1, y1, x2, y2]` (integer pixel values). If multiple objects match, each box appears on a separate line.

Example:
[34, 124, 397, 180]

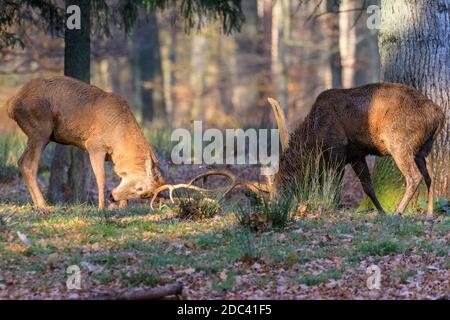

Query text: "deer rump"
[268, 83, 445, 217]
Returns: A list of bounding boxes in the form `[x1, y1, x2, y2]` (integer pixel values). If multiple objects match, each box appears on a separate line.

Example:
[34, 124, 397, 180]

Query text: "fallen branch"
[93, 282, 183, 300]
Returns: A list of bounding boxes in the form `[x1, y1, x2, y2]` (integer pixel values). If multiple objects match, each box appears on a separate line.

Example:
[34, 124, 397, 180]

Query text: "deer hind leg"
[391, 151, 422, 214]
[88, 149, 106, 210]
[415, 156, 434, 218]
[351, 158, 384, 213]
[19, 138, 49, 208]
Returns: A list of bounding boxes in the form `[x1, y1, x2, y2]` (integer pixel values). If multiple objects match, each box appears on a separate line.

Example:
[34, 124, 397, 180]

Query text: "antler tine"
[190, 170, 269, 198]
[189, 170, 242, 196]
[150, 183, 214, 210]
[235, 181, 269, 194]
[188, 170, 236, 186]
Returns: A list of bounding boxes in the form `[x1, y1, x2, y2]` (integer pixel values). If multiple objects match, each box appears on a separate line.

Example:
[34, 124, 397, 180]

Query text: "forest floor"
[0, 166, 449, 300]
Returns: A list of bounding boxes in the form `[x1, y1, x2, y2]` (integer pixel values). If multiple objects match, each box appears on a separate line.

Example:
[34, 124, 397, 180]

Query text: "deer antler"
[150, 170, 268, 210]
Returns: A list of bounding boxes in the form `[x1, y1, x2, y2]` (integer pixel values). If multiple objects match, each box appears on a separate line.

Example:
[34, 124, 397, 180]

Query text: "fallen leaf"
[185, 240, 196, 249]
[17, 231, 31, 248]
[219, 271, 228, 282]
[47, 253, 59, 266]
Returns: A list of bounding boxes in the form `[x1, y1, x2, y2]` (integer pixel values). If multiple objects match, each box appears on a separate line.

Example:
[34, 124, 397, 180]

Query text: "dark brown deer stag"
[7, 76, 165, 209]
[267, 83, 445, 217]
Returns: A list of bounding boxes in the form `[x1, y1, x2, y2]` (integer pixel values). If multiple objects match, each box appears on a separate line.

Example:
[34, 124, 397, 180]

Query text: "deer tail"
[267, 97, 290, 152]
[5, 93, 20, 120]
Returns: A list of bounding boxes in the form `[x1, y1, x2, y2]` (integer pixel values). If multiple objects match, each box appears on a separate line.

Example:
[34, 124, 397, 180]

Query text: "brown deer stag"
[7, 76, 165, 209]
[267, 83, 444, 217]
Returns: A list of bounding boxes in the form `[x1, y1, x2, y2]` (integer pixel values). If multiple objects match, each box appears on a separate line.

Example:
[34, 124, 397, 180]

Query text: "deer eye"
[136, 187, 143, 192]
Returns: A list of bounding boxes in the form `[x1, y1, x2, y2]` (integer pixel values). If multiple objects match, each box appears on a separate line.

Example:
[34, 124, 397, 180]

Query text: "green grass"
[298, 268, 342, 286]
[286, 145, 344, 212]
[0, 202, 448, 298]
[358, 157, 429, 213]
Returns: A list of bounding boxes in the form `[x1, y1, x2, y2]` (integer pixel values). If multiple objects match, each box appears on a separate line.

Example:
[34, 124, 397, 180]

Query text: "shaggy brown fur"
[7, 76, 165, 209]
[268, 83, 445, 216]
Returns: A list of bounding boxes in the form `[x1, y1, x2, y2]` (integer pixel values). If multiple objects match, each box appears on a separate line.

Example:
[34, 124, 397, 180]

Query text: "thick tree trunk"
[234, 0, 258, 126]
[134, 12, 166, 124]
[379, 0, 450, 197]
[48, 0, 93, 204]
[159, 11, 177, 123]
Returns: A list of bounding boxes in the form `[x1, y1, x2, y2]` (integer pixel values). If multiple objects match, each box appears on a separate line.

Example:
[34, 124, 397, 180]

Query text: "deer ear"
[145, 156, 153, 176]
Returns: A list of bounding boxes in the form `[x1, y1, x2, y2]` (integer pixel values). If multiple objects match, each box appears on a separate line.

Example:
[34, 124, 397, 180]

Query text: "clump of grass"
[236, 195, 293, 233]
[282, 144, 344, 212]
[172, 192, 221, 220]
[234, 231, 262, 264]
[356, 238, 405, 257]
[122, 271, 159, 287]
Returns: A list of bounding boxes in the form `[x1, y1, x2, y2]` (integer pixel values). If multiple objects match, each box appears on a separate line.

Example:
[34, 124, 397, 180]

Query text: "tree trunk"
[189, 33, 208, 120]
[354, 0, 380, 85]
[339, 0, 356, 88]
[159, 11, 177, 124]
[325, 0, 342, 88]
[48, 0, 93, 204]
[234, 0, 258, 126]
[257, 0, 274, 128]
[379, 0, 450, 198]
[217, 37, 234, 114]
[134, 12, 166, 124]
[272, 0, 288, 110]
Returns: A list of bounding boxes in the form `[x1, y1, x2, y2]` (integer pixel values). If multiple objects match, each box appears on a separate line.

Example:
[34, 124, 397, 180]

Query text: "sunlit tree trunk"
[48, 0, 93, 204]
[339, 0, 356, 88]
[272, 0, 288, 110]
[379, 0, 450, 197]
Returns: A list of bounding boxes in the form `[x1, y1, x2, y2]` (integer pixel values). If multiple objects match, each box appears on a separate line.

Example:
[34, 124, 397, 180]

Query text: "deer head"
[111, 153, 166, 201]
